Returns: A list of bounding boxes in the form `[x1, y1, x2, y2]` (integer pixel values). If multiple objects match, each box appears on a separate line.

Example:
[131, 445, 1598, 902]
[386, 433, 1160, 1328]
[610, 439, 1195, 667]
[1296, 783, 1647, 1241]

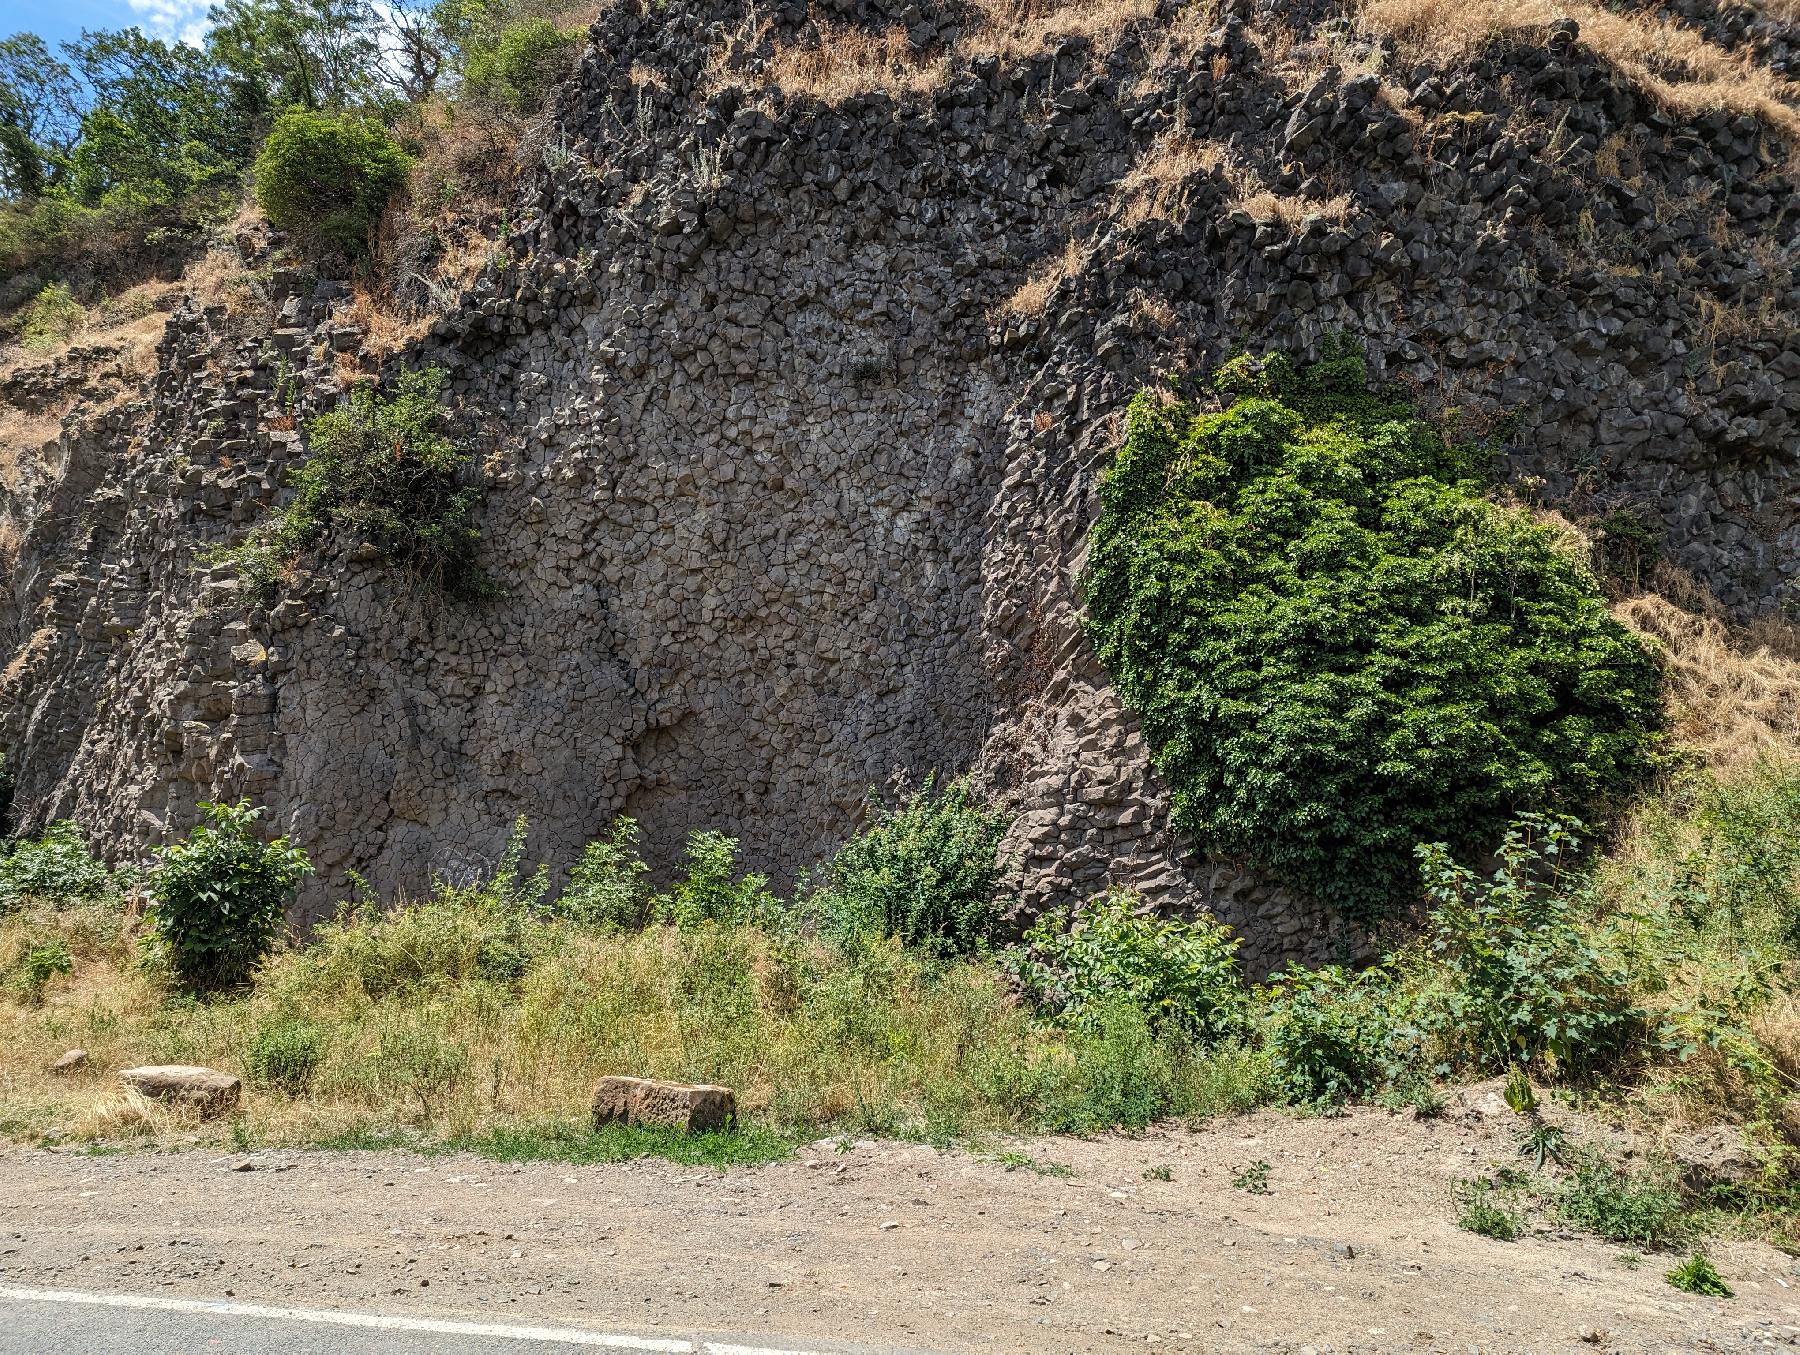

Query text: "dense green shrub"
[0, 821, 114, 910]
[8, 939, 73, 1004]
[18, 283, 85, 351]
[464, 17, 579, 111]
[1011, 890, 1247, 1042]
[1262, 963, 1394, 1107]
[1084, 348, 1664, 919]
[245, 1014, 329, 1094]
[813, 776, 1011, 956]
[216, 367, 484, 602]
[557, 818, 651, 929]
[149, 800, 312, 992]
[253, 109, 412, 255]
[1416, 816, 1641, 1074]
[1556, 1151, 1687, 1246]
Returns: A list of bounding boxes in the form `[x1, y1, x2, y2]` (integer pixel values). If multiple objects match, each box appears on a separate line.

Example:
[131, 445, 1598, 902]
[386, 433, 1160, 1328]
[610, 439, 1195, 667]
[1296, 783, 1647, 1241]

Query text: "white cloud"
[123, 0, 213, 45]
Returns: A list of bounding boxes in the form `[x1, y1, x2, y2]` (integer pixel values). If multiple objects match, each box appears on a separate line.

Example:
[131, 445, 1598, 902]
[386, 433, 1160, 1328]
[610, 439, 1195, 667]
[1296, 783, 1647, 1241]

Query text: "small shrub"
[1143, 1163, 1173, 1181]
[1084, 347, 1664, 920]
[244, 1015, 329, 1094]
[148, 800, 312, 993]
[18, 282, 84, 351]
[1263, 963, 1392, 1107]
[557, 818, 650, 929]
[0, 821, 114, 910]
[1232, 1159, 1271, 1194]
[1519, 1121, 1568, 1171]
[365, 1015, 469, 1119]
[1011, 890, 1247, 1041]
[814, 775, 1011, 956]
[464, 18, 580, 111]
[658, 831, 780, 930]
[1457, 1178, 1522, 1241]
[9, 940, 73, 1004]
[1418, 817, 1642, 1074]
[1557, 1152, 1687, 1247]
[216, 368, 484, 602]
[1666, 1252, 1732, 1297]
[253, 109, 413, 255]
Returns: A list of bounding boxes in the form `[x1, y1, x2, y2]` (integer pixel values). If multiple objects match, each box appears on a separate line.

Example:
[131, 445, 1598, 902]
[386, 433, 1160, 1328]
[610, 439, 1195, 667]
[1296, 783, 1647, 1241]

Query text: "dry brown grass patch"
[1116, 131, 1227, 228]
[1615, 590, 1800, 769]
[997, 235, 1091, 319]
[1360, 0, 1800, 139]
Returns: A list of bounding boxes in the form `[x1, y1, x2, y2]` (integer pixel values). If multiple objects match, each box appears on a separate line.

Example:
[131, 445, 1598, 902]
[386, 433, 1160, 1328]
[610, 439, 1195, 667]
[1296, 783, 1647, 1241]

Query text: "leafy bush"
[1011, 889, 1247, 1041]
[253, 109, 413, 255]
[1556, 1151, 1687, 1247]
[244, 1014, 329, 1094]
[17, 282, 84, 351]
[1084, 348, 1664, 919]
[148, 800, 312, 992]
[216, 368, 484, 602]
[557, 818, 650, 929]
[658, 831, 780, 930]
[1262, 963, 1393, 1108]
[1417, 816, 1641, 1074]
[813, 776, 1011, 956]
[1666, 1252, 1732, 1297]
[0, 821, 114, 910]
[464, 17, 579, 111]
[1456, 1176, 1523, 1240]
[8, 940, 73, 1004]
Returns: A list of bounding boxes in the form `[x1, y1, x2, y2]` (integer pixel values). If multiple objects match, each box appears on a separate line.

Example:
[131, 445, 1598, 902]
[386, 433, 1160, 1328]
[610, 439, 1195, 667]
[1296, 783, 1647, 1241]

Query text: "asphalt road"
[0, 1287, 926, 1355]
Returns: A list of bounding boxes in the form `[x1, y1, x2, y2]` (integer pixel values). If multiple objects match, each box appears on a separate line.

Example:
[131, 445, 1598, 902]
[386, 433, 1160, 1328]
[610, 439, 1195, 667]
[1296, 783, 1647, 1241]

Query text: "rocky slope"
[0, 0, 1796, 971]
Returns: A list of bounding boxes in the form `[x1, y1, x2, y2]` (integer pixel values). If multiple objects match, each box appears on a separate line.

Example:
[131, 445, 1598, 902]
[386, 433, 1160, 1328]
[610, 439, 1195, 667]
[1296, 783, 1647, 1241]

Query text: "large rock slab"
[591, 1075, 736, 1134]
[119, 1065, 241, 1117]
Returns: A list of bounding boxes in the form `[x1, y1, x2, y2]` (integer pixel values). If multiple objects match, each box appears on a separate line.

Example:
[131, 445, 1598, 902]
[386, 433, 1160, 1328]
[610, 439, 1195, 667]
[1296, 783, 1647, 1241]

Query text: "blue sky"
[6, 0, 213, 52]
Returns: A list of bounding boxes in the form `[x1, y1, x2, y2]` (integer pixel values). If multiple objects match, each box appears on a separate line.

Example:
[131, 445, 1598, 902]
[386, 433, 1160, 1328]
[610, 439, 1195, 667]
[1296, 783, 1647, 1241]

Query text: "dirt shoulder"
[2, 1094, 1795, 1354]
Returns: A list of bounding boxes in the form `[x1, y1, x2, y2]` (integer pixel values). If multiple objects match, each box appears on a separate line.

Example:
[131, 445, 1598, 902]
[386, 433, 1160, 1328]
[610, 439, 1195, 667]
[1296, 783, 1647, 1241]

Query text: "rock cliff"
[1, 0, 1795, 971]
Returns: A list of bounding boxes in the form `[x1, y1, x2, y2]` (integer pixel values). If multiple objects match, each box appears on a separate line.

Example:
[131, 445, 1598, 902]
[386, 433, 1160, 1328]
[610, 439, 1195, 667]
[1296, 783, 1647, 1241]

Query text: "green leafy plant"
[1010, 889, 1247, 1042]
[658, 831, 779, 930]
[557, 817, 651, 930]
[244, 1014, 329, 1094]
[18, 281, 84, 351]
[0, 821, 114, 910]
[463, 17, 579, 111]
[148, 800, 312, 992]
[1143, 1163, 1173, 1181]
[1232, 1159, 1271, 1194]
[1666, 1251, 1732, 1297]
[1420, 819, 1642, 1074]
[215, 368, 484, 603]
[1262, 963, 1392, 1108]
[1519, 1121, 1568, 1171]
[812, 776, 1010, 956]
[1084, 347, 1664, 920]
[9, 940, 73, 1004]
[1456, 1177, 1522, 1241]
[252, 109, 412, 255]
[1556, 1152, 1687, 1247]
[365, 1015, 469, 1119]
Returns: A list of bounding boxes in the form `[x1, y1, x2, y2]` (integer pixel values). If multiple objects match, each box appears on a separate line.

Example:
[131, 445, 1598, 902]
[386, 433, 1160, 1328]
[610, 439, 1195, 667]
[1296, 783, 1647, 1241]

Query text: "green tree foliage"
[462, 15, 579, 111]
[0, 34, 79, 198]
[657, 831, 781, 930]
[149, 800, 312, 992]
[557, 818, 651, 929]
[812, 776, 1011, 956]
[1011, 890, 1247, 1042]
[1085, 348, 1664, 919]
[217, 367, 483, 601]
[18, 282, 85, 351]
[252, 107, 412, 254]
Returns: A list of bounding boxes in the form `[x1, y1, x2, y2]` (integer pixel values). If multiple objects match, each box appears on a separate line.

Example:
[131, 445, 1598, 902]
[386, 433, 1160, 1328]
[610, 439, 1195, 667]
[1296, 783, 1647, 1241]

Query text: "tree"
[0, 34, 80, 198]
[205, 0, 385, 113]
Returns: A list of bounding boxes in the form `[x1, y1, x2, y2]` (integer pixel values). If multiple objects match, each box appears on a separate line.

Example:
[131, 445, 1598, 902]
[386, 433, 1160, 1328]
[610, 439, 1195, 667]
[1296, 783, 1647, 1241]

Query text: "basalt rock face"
[1, 0, 1796, 974]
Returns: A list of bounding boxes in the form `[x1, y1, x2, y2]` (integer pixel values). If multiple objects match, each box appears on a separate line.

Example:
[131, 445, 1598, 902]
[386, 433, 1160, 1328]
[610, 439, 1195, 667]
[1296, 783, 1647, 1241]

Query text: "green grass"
[1666, 1252, 1732, 1297]
[1556, 1153, 1688, 1248]
[461, 1120, 795, 1168]
[993, 1149, 1074, 1177]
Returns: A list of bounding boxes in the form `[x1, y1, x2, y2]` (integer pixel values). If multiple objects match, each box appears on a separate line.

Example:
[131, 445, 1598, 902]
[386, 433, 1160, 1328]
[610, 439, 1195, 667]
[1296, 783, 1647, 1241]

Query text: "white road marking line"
[0, 1285, 838, 1354]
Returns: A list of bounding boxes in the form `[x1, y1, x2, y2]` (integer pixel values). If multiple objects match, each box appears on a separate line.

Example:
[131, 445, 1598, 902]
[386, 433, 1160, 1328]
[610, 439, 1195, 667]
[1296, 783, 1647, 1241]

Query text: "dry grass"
[1615, 590, 1800, 770]
[996, 235, 1091, 319]
[1238, 188, 1353, 225]
[1360, 0, 1800, 139]
[755, 0, 1158, 101]
[1116, 131, 1228, 228]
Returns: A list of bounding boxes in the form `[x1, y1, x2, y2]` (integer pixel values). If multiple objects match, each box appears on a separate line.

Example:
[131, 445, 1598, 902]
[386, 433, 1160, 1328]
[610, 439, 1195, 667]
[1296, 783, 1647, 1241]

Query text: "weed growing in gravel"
[994, 1150, 1074, 1177]
[1665, 1252, 1732, 1297]
[1556, 1152, 1687, 1248]
[1232, 1159, 1271, 1194]
[1143, 1163, 1172, 1182]
[1456, 1178, 1523, 1241]
[465, 1120, 795, 1169]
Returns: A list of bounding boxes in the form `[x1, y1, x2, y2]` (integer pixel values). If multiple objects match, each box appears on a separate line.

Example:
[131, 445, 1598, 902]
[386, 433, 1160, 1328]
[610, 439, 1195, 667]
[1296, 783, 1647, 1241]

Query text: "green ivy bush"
[0, 821, 115, 910]
[1084, 348, 1664, 920]
[253, 109, 412, 256]
[812, 776, 1011, 956]
[1010, 890, 1247, 1042]
[464, 17, 580, 111]
[149, 800, 312, 992]
[216, 367, 484, 603]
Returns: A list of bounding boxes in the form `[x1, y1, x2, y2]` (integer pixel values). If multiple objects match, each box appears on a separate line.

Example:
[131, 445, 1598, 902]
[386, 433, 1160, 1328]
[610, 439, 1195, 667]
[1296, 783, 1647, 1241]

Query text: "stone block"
[591, 1075, 736, 1134]
[120, 1065, 242, 1117]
